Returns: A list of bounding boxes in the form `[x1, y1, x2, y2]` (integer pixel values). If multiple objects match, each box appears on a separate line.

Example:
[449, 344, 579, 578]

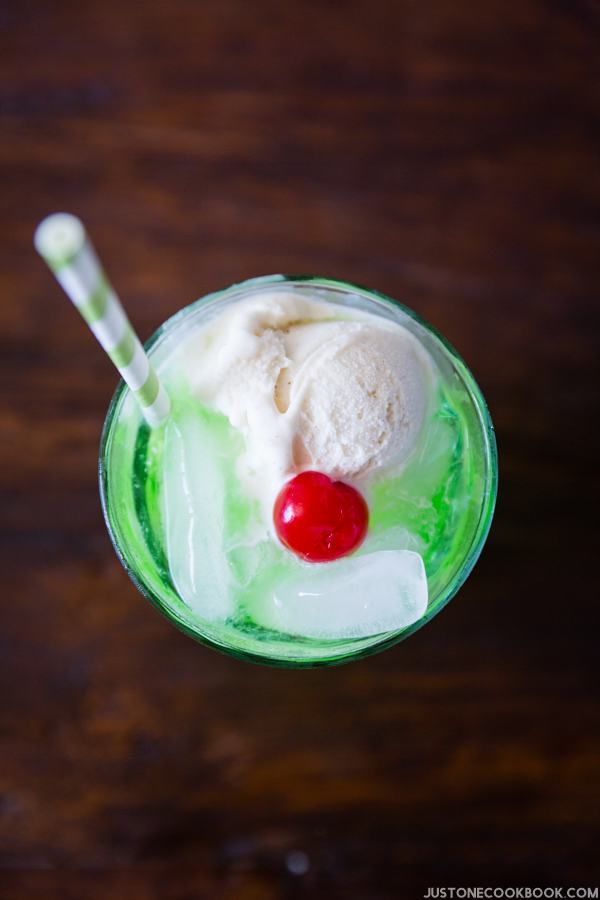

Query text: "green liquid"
[101, 276, 496, 666]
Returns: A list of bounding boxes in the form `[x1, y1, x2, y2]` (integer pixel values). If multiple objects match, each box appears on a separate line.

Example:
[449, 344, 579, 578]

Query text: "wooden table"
[1, 1, 599, 896]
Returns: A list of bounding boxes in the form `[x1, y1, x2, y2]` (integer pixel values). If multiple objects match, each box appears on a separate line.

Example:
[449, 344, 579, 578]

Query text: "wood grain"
[1, 0, 599, 896]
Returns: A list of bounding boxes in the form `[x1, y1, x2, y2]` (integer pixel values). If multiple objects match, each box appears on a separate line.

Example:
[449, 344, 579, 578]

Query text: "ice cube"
[162, 412, 234, 622]
[254, 550, 428, 640]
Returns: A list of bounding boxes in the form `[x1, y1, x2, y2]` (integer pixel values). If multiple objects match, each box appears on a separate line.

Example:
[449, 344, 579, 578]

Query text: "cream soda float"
[99, 276, 496, 665]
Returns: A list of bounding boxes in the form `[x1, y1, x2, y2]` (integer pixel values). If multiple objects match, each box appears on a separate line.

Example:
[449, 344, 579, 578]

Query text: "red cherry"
[273, 471, 369, 563]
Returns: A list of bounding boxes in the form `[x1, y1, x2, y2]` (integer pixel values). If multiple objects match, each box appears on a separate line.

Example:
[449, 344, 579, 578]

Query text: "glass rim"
[99, 274, 498, 667]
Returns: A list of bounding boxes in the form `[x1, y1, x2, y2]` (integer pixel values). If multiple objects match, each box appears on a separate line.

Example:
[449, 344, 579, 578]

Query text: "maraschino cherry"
[273, 471, 368, 563]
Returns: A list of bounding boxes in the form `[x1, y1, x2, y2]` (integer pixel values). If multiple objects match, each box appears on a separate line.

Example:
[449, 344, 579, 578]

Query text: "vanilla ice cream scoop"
[185, 291, 433, 510]
[282, 319, 429, 478]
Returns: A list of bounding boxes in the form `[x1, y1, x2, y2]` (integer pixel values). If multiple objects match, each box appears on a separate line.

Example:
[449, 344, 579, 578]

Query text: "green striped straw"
[34, 213, 170, 427]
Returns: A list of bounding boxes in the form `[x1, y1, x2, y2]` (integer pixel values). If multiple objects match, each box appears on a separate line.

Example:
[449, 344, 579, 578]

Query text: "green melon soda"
[100, 275, 497, 667]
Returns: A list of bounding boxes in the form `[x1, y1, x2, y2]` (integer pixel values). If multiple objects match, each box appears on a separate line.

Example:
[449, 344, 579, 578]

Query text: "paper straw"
[34, 213, 170, 427]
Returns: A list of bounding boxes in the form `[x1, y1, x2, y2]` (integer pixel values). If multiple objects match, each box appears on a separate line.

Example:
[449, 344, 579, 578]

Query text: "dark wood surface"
[1, 1, 599, 897]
